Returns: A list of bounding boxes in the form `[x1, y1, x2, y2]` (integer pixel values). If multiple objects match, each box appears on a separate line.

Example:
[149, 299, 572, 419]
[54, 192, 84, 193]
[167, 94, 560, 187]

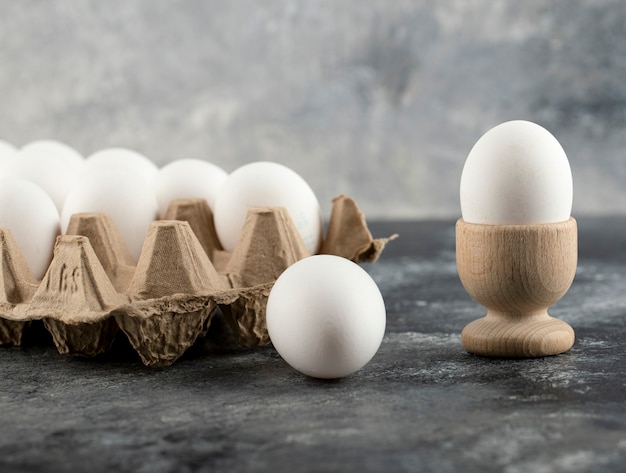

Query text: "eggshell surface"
[84, 148, 158, 182]
[0, 140, 17, 176]
[20, 140, 84, 172]
[214, 161, 323, 254]
[6, 150, 80, 213]
[0, 140, 17, 161]
[152, 159, 228, 218]
[61, 169, 158, 261]
[266, 255, 386, 379]
[0, 179, 60, 279]
[460, 120, 573, 225]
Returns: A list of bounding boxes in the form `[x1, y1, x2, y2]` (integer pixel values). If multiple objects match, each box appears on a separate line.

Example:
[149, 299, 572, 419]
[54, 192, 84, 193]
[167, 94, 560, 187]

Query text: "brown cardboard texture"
[0, 195, 395, 366]
[0, 228, 39, 345]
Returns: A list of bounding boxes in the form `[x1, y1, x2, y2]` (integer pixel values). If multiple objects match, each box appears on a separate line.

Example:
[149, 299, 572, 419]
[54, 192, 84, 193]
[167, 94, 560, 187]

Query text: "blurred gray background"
[0, 0, 625, 219]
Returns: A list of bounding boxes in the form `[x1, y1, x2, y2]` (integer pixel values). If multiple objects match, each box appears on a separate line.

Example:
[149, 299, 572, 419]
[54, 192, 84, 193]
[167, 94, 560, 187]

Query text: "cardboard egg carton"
[0, 195, 396, 366]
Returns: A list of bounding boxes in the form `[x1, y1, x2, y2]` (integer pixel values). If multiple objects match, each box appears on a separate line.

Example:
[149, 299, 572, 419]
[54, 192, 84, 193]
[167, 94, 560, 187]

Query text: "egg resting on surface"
[152, 159, 228, 219]
[0, 179, 60, 279]
[213, 161, 323, 254]
[61, 168, 158, 261]
[460, 120, 573, 225]
[266, 255, 386, 379]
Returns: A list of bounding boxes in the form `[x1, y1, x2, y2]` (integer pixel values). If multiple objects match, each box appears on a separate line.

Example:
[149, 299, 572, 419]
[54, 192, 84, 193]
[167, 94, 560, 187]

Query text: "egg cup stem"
[456, 218, 577, 357]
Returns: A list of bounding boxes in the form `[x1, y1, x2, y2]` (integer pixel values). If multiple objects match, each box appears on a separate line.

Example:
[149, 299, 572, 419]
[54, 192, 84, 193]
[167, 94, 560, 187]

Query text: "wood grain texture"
[456, 218, 577, 357]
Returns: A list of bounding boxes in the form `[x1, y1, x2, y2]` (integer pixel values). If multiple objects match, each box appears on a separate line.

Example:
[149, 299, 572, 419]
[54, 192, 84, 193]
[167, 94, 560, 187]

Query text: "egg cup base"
[461, 312, 575, 357]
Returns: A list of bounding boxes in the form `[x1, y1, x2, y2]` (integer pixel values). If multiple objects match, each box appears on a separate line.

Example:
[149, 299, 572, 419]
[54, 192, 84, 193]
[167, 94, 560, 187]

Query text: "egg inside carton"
[0, 195, 396, 367]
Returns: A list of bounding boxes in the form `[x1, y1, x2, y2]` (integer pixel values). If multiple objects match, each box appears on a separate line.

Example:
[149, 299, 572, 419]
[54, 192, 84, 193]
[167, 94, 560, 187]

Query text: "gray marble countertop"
[1, 218, 625, 473]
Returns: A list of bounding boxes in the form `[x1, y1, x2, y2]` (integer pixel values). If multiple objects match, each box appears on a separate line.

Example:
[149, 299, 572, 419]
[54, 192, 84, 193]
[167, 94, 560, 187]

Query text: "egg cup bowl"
[0, 195, 396, 366]
[456, 217, 577, 358]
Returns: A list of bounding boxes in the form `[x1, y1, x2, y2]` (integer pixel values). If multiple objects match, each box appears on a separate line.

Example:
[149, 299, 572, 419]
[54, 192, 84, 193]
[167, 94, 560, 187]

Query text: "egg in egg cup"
[457, 120, 577, 358]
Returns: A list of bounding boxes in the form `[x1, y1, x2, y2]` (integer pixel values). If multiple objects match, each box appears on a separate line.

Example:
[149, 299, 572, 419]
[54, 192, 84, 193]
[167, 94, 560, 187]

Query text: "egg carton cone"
[0, 195, 396, 366]
[0, 229, 39, 345]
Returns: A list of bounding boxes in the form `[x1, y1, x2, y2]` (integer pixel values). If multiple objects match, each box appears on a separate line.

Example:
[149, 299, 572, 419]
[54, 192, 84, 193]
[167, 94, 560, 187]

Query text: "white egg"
[0, 140, 17, 177]
[61, 168, 158, 261]
[460, 120, 572, 225]
[20, 140, 84, 172]
[152, 159, 228, 218]
[214, 161, 323, 254]
[7, 149, 80, 213]
[266, 255, 386, 379]
[0, 140, 17, 161]
[0, 179, 60, 279]
[84, 148, 158, 182]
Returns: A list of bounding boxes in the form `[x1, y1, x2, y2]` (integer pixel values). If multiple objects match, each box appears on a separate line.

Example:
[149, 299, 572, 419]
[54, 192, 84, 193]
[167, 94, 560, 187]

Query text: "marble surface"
[1, 218, 625, 473]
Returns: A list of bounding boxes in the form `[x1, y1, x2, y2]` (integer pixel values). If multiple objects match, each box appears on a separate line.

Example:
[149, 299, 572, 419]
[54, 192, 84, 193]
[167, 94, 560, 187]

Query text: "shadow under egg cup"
[456, 217, 577, 358]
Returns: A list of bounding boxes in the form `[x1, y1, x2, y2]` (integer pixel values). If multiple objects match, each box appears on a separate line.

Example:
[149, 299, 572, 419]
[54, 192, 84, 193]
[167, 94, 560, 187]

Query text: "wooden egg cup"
[456, 218, 577, 358]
